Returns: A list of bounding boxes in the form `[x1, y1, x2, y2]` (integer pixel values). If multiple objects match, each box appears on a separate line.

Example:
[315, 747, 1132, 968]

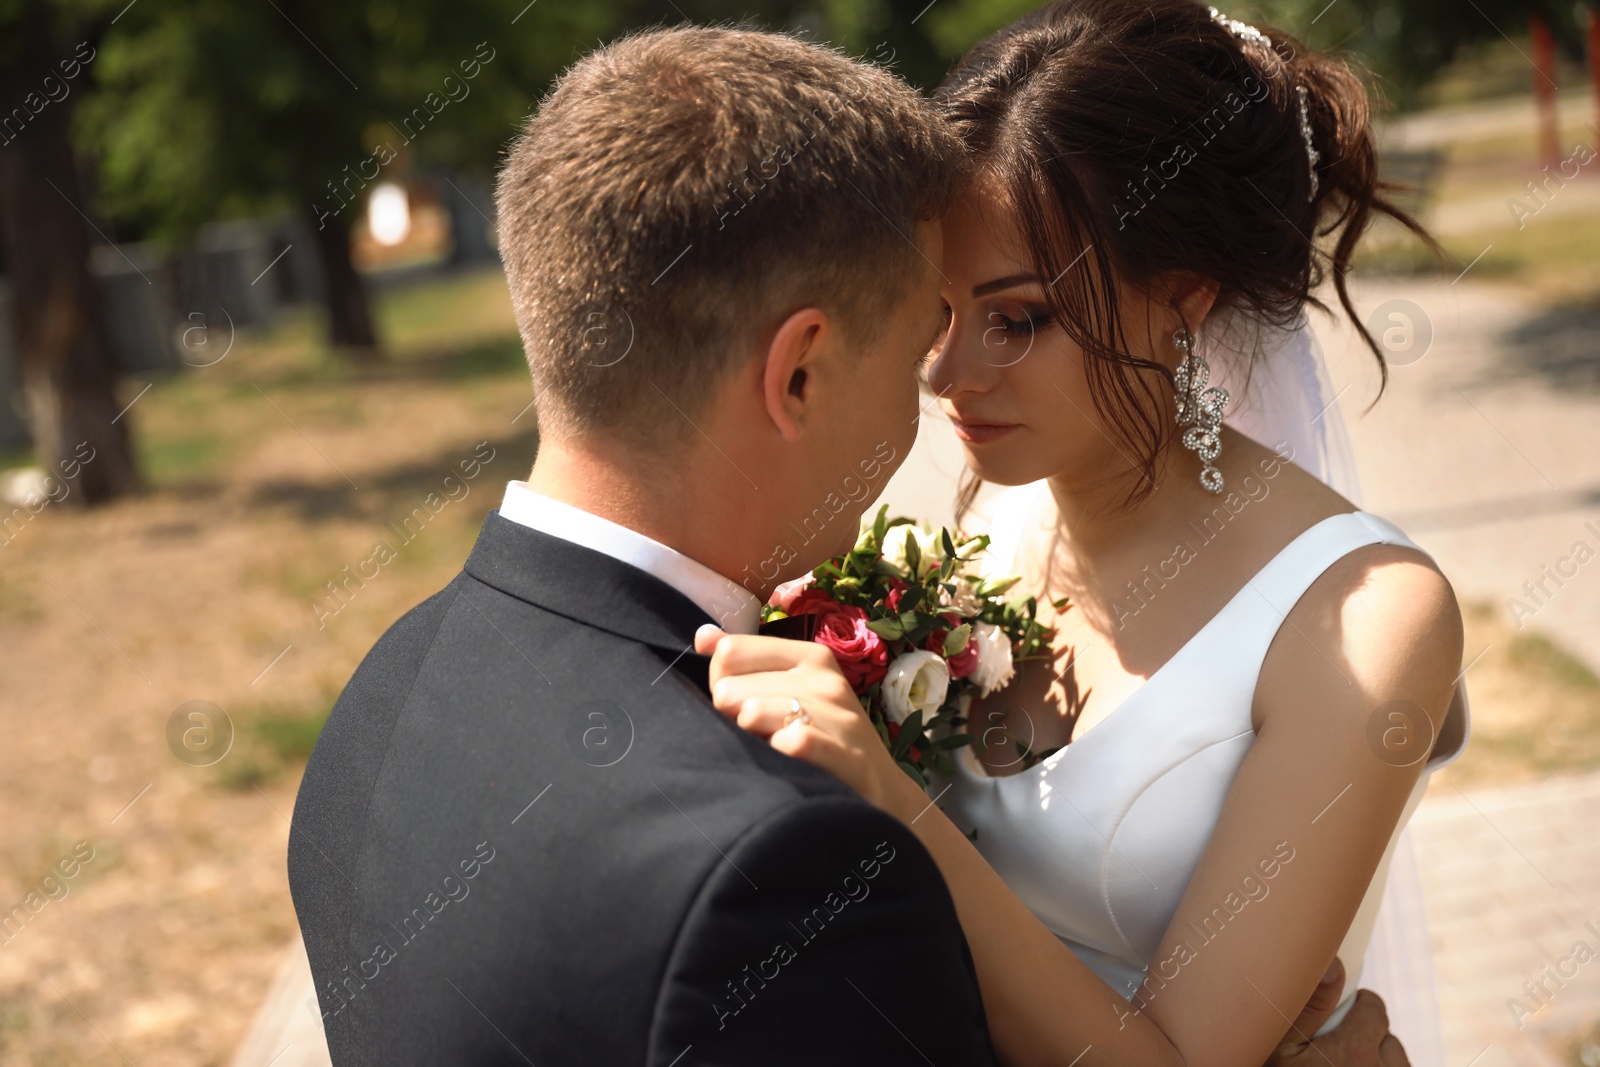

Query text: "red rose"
[771, 574, 817, 613]
[928, 627, 978, 680]
[790, 588, 848, 618]
[813, 606, 888, 692]
[884, 578, 910, 613]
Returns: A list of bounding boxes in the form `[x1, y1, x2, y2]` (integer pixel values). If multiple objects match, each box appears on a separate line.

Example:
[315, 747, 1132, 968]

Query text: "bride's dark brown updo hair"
[938, 0, 1436, 504]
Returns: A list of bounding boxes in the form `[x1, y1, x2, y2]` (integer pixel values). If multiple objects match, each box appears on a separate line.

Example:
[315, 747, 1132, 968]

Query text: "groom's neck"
[526, 435, 775, 596]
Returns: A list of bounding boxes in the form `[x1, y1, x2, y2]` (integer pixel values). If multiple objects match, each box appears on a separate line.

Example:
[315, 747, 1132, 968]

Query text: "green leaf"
[903, 530, 921, 576]
[897, 761, 927, 789]
[866, 616, 906, 640]
[979, 575, 1021, 598]
[957, 534, 990, 559]
[872, 505, 888, 548]
[943, 623, 972, 658]
[872, 715, 891, 746]
[890, 710, 924, 761]
[941, 527, 957, 559]
[932, 732, 977, 751]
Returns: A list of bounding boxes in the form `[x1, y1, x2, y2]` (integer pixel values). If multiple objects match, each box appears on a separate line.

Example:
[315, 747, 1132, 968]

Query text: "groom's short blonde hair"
[495, 26, 964, 443]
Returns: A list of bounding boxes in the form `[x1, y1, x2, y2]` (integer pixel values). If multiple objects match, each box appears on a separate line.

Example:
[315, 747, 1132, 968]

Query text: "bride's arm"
[698, 545, 1459, 1067]
[1130, 545, 1459, 1064]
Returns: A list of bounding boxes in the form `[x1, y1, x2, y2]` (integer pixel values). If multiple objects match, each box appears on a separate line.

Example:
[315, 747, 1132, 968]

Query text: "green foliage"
[50, 0, 1584, 248]
[903, 0, 1599, 108]
[1207, 0, 1594, 108]
[76, 0, 615, 241]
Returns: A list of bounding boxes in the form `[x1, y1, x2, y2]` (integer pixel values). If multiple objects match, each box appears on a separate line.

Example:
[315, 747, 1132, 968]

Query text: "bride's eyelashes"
[987, 302, 1055, 339]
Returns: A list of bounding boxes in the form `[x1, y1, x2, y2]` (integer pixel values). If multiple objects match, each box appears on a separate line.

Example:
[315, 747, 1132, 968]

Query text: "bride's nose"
[925, 311, 998, 400]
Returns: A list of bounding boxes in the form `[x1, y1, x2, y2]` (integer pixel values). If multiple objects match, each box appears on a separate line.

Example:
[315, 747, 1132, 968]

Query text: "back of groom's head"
[495, 26, 963, 445]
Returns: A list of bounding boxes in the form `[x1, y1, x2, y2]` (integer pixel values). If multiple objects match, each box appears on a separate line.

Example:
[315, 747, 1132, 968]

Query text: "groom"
[289, 25, 1404, 1066]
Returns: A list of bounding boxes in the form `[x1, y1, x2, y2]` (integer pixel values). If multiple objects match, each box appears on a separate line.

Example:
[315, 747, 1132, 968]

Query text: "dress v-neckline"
[958, 509, 1365, 783]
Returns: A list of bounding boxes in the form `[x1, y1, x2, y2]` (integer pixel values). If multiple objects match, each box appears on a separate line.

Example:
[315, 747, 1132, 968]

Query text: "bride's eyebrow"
[971, 273, 1041, 297]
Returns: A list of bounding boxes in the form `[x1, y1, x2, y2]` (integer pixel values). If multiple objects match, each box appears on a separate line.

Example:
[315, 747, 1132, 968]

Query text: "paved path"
[1318, 277, 1600, 673]
[1411, 770, 1600, 1066]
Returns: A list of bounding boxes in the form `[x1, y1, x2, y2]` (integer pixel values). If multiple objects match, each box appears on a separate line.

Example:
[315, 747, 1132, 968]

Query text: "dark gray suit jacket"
[289, 512, 998, 1065]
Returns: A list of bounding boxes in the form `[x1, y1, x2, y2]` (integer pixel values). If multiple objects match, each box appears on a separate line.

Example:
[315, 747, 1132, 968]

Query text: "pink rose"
[814, 606, 889, 693]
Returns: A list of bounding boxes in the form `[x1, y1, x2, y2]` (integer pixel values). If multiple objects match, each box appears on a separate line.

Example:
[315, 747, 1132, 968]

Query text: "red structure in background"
[1530, 14, 1560, 169]
[1589, 6, 1600, 136]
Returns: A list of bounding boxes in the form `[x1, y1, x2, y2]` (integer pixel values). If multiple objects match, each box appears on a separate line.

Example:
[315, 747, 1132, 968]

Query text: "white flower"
[970, 622, 1015, 697]
[880, 650, 950, 725]
[883, 525, 941, 578]
[939, 575, 982, 616]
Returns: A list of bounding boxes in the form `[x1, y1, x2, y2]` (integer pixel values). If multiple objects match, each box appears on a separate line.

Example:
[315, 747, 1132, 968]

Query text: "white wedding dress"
[944, 318, 1466, 1060]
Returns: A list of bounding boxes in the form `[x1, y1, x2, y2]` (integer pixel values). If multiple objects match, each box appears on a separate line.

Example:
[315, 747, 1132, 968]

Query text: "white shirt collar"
[496, 481, 762, 635]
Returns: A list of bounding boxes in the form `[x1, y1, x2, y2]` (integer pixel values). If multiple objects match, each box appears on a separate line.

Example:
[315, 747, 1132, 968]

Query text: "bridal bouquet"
[762, 506, 1054, 786]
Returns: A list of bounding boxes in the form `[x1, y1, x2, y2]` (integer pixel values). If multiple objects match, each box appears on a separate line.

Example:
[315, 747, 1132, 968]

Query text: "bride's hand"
[695, 625, 925, 821]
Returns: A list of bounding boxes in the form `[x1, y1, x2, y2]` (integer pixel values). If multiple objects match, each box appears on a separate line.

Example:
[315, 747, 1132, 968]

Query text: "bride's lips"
[948, 417, 1020, 444]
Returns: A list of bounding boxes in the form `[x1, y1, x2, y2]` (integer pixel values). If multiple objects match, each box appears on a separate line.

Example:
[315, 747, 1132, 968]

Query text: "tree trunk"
[1530, 14, 1560, 171]
[306, 202, 381, 360]
[0, 2, 137, 505]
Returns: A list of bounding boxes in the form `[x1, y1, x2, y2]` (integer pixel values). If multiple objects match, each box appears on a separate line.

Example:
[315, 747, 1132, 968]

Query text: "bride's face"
[927, 183, 1171, 490]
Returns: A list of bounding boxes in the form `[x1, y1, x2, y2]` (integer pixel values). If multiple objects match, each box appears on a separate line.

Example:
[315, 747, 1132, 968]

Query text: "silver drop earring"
[1171, 327, 1229, 494]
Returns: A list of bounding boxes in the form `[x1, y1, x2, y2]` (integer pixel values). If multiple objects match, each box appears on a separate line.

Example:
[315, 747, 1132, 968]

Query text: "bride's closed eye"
[987, 301, 1054, 339]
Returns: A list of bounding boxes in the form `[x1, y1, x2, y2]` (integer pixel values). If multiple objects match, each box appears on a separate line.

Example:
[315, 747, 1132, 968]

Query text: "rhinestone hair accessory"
[1172, 327, 1230, 494]
[1208, 7, 1321, 202]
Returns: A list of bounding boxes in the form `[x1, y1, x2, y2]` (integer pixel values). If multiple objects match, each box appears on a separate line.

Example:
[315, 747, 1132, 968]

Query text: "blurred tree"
[917, 0, 1596, 108]
[0, 0, 138, 504]
[80, 0, 610, 358]
[1211, 0, 1592, 108]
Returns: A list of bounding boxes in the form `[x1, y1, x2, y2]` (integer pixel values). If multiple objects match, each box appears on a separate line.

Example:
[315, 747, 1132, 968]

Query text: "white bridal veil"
[1208, 315, 1448, 1066]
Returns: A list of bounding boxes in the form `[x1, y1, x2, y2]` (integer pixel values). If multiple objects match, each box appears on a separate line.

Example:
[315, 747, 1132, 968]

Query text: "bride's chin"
[961, 448, 1050, 488]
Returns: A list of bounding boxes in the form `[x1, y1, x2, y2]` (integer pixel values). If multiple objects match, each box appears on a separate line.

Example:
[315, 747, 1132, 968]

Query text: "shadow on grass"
[1491, 297, 1600, 393]
[247, 425, 538, 523]
[250, 334, 527, 393]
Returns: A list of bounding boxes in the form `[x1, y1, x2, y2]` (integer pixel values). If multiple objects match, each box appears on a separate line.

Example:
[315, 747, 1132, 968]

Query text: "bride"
[698, 2, 1468, 1065]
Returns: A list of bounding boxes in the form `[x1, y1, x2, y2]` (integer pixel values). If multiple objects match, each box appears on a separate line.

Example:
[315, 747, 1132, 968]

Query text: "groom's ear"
[761, 307, 831, 443]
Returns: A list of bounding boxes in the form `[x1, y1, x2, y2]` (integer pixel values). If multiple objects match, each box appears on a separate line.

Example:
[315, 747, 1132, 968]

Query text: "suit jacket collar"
[464, 512, 715, 674]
